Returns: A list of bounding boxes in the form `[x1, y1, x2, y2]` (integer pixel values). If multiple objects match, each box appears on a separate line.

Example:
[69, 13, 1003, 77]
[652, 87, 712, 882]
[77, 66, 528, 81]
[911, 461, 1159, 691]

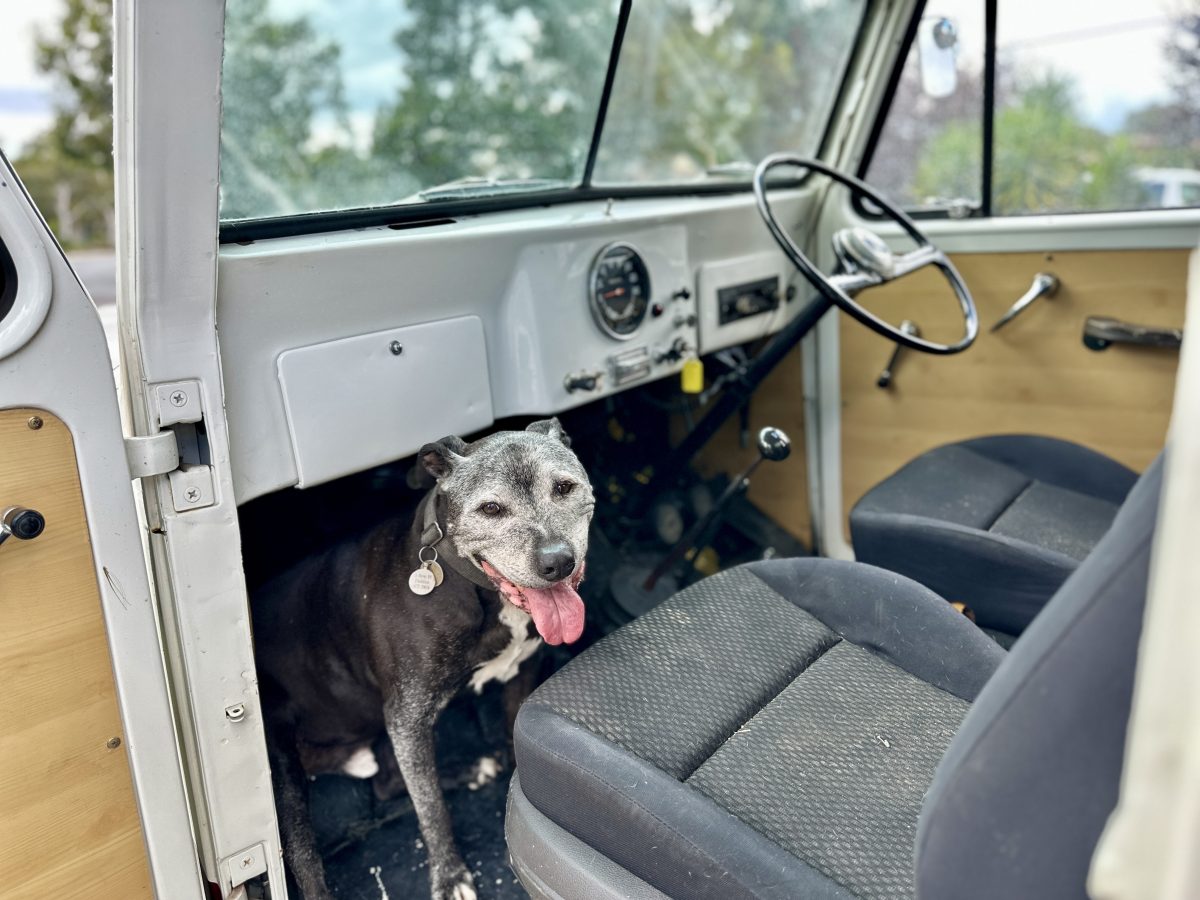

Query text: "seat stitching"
[681, 633, 842, 780]
[981, 477, 1035, 531]
[519, 711, 859, 898]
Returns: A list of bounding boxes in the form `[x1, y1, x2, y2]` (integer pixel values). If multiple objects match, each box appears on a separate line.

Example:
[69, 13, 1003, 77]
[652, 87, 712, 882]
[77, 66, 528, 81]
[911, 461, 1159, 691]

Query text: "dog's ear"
[526, 417, 571, 448]
[419, 435, 468, 479]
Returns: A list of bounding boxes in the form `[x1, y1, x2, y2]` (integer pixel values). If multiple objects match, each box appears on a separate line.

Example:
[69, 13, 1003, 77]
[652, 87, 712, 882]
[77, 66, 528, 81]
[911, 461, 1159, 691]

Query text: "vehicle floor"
[311, 680, 530, 900]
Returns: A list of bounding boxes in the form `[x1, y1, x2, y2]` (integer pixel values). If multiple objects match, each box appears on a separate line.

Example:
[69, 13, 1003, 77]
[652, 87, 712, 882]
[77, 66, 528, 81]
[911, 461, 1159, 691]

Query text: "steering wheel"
[753, 154, 978, 354]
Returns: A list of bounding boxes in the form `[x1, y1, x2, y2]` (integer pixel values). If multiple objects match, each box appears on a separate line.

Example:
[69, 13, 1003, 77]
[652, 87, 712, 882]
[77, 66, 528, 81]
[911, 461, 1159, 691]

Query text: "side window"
[865, 0, 984, 214]
[866, 0, 1200, 216]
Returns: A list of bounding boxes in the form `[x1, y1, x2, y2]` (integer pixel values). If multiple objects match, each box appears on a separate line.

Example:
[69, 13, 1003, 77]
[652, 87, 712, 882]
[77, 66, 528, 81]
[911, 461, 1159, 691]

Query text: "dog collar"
[419, 490, 496, 591]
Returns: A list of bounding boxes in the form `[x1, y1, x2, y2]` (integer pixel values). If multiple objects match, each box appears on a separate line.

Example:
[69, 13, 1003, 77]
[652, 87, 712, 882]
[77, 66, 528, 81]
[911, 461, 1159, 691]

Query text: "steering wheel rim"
[753, 153, 978, 355]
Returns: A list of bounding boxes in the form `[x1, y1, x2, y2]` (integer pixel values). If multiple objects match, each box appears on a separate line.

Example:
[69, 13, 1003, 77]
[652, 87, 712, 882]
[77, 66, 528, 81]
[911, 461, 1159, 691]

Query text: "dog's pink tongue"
[523, 581, 585, 646]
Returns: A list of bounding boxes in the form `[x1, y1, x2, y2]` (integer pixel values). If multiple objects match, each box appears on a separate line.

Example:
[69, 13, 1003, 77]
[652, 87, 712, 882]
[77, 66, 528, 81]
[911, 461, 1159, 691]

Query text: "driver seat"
[506, 454, 1163, 900]
[850, 435, 1138, 634]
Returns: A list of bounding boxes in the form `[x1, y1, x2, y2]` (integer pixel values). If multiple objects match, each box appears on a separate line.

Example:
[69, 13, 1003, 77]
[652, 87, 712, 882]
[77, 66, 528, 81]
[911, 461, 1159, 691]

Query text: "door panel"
[839, 248, 1186, 527]
[0, 408, 151, 898]
[1, 150, 201, 897]
[693, 348, 811, 544]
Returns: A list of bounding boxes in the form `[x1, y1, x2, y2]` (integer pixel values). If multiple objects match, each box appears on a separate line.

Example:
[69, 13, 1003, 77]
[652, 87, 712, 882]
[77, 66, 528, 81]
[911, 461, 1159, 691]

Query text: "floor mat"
[309, 681, 532, 899]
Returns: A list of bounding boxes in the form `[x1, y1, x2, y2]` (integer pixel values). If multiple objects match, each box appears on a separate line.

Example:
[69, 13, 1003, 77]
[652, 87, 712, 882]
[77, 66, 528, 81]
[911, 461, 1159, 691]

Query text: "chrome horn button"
[833, 226, 896, 279]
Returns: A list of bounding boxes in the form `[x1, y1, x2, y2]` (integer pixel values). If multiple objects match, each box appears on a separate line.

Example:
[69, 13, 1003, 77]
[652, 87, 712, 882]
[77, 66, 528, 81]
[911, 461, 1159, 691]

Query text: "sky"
[0, 3, 56, 156]
[0, 0, 1186, 159]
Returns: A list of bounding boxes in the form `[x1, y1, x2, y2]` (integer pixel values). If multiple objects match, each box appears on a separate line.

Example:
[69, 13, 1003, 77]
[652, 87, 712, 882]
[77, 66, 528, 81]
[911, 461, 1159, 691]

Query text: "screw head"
[107, 736, 122, 750]
[169, 391, 187, 407]
[389, 340, 404, 356]
[241, 856, 254, 868]
[184, 487, 201, 503]
[27, 416, 43, 430]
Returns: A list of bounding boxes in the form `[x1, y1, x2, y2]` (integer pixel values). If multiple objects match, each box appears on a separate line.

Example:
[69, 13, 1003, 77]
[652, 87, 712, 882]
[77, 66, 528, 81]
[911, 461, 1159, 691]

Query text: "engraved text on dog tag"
[409, 565, 437, 595]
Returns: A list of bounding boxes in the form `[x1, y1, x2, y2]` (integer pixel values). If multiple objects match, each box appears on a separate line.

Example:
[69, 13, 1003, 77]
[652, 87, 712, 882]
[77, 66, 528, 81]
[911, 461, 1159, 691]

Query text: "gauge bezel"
[587, 241, 652, 341]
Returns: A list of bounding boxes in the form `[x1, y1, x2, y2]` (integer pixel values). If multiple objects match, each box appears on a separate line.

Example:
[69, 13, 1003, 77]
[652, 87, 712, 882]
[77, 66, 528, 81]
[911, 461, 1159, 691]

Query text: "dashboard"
[217, 191, 811, 502]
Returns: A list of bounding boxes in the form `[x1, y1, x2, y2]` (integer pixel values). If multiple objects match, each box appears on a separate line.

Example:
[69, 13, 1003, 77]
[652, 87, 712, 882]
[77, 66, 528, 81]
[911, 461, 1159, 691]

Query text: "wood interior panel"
[692, 346, 811, 544]
[0, 409, 152, 899]
[841, 249, 1187, 533]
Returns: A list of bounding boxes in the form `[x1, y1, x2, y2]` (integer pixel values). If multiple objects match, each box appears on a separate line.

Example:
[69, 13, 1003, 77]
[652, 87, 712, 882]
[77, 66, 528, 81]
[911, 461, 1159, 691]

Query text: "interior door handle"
[991, 273, 1059, 332]
[877, 320, 919, 388]
[0, 506, 46, 547]
[1083, 316, 1183, 351]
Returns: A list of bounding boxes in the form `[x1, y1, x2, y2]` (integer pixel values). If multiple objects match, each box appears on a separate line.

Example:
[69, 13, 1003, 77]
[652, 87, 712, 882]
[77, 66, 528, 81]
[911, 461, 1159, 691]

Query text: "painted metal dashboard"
[217, 190, 811, 502]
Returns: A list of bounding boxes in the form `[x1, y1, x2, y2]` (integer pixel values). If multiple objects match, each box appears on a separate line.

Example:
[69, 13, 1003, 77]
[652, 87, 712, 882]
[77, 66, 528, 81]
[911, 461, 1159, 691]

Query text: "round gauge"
[588, 242, 651, 340]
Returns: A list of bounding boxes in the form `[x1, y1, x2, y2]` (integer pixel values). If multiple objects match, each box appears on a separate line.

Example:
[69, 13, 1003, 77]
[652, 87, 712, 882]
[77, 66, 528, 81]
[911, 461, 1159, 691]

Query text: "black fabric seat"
[849, 435, 1138, 633]
[507, 456, 1163, 900]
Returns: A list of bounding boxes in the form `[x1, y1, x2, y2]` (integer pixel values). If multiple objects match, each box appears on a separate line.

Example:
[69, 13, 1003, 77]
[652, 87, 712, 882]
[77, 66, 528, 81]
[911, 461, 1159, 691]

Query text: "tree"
[371, 0, 612, 192]
[218, 0, 354, 220]
[1123, 3, 1200, 168]
[914, 72, 1142, 215]
[15, 0, 114, 247]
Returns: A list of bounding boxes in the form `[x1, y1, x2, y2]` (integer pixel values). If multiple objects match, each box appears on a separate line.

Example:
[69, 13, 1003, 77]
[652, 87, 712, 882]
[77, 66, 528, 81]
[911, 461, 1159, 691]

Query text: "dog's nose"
[536, 543, 576, 582]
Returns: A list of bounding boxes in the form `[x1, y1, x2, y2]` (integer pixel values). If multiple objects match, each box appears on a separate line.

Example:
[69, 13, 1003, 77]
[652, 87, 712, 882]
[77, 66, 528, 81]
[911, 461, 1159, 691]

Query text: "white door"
[0, 154, 202, 898]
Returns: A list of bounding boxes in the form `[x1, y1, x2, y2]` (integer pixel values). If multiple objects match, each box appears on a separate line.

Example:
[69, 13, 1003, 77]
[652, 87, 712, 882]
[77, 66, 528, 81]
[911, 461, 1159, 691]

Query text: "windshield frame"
[218, 0, 871, 244]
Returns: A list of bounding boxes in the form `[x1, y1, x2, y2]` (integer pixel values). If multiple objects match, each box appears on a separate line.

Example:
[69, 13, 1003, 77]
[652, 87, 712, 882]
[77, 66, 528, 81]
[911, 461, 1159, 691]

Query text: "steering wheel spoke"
[890, 244, 945, 280]
[753, 154, 978, 355]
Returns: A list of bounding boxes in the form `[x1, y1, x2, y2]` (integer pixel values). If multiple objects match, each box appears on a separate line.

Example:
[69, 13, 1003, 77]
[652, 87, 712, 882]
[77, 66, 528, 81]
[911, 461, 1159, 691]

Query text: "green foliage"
[915, 72, 1144, 215]
[595, 0, 864, 182]
[218, 0, 353, 220]
[371, 0, 613, 193]
[15, 0, 114, 247]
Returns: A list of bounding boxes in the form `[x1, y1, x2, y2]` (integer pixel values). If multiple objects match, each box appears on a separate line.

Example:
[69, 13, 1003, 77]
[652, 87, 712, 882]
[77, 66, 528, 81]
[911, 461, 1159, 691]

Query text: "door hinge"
[124, 380, 217, 512]
[125, 432, 180, 478]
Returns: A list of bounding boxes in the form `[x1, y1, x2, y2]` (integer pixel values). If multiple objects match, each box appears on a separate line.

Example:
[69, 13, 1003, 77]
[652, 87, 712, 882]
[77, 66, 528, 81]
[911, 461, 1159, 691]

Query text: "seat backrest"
[915, 454, 1165, 900]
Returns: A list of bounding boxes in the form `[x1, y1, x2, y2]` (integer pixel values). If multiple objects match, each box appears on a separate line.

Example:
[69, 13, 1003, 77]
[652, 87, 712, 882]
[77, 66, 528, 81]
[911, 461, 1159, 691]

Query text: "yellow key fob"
[681, 357, 704, 394]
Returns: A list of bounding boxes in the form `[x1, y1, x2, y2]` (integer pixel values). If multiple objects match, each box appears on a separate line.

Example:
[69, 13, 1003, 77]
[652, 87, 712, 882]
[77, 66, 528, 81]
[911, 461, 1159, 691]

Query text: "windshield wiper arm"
[704, 161, 755, 178]
[414, 176, 572, 202]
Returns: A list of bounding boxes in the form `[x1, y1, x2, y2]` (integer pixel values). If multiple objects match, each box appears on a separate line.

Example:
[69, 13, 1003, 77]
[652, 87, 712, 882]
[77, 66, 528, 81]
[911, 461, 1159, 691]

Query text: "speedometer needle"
[602, 287, 626, 299]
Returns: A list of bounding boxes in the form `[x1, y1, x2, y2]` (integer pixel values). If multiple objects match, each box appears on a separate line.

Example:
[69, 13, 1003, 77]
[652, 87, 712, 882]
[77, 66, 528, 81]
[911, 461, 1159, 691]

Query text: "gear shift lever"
[643, 427, 791, 591]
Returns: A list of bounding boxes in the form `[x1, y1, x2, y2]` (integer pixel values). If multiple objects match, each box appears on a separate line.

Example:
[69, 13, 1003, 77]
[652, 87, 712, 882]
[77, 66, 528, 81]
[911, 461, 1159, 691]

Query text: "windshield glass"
[219, 0, 867, 223]
[219, 0, 617, 221]
[594, 0, 868, 184]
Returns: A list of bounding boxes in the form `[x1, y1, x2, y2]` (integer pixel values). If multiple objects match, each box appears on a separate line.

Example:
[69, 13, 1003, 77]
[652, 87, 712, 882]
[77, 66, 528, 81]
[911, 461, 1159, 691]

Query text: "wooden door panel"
[840, 249, 1187, 528]
[0, 408, 152, 899]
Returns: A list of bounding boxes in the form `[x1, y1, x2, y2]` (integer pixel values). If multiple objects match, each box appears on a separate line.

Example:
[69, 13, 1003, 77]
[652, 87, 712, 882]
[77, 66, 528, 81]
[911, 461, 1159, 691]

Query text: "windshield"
[218, 0, 868, 223]
[594, 0, 868, 184]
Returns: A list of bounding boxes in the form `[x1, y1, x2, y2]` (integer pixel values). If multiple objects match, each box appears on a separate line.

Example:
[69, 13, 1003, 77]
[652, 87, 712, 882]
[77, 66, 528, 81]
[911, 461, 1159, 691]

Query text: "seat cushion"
[514, 559, 1005, 900]
[916, 453, 1163, 900]
[850, 436, 1138, 633]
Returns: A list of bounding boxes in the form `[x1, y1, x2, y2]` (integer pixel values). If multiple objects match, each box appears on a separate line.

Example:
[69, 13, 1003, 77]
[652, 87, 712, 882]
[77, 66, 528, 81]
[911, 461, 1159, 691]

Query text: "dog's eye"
[554, 480, 576, 497]
[478, 501, 506, 517]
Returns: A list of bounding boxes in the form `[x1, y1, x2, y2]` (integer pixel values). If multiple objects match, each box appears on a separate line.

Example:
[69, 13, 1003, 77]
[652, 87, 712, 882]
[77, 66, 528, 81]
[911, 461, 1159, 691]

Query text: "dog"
[252, 418, 593, 900]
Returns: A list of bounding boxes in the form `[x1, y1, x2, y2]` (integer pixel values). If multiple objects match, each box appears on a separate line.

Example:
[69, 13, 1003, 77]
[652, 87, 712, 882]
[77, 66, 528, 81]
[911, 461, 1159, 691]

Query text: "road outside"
[69, 248, 115, 307]
[67, 248, 118, 366]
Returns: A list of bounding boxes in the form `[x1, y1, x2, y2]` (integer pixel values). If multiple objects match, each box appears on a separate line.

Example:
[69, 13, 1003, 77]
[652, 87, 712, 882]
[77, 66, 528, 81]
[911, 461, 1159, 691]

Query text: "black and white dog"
[252, 419, 593, 900]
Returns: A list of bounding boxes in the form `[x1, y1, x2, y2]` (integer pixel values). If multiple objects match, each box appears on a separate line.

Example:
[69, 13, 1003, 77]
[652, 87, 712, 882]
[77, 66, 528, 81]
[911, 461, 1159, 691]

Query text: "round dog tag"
[409, 566, 437, 596]
[427, 560, 445, 587]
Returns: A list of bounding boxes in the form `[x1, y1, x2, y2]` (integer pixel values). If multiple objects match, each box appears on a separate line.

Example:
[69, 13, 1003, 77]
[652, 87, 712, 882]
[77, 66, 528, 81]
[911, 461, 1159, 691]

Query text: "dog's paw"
[341, 746, 380, 779]
[466, 755, 502, 791]
[431, 866, 475, 900]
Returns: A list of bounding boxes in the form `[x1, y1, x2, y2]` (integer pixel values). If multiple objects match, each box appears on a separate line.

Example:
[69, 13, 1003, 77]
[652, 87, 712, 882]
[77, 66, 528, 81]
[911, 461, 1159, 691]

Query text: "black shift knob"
[757, 427, 791, 462]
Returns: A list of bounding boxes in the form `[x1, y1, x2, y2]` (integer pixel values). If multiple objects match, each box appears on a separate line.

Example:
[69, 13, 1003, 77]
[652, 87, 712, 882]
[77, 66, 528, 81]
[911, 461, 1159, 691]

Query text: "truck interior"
[214, 0, 1190, 896]
[1, 0, 1198, 898]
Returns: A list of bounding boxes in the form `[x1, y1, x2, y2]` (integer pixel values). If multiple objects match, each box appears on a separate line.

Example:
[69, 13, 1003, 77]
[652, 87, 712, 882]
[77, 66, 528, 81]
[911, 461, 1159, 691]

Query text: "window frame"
[217, 0, 871, 244]
[857, 0, 1200, 222]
